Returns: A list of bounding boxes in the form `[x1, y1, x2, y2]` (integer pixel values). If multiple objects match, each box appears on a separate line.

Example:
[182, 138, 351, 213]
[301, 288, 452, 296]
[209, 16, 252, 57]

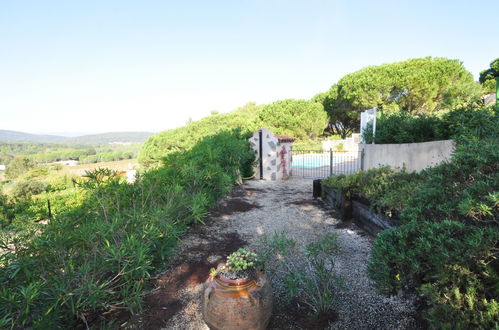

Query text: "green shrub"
[363, 112, 446, 144]
[479, 58, 499, 94]
[363, 104, 498, 144]
[368, 220, 499, 328]
[139, 103, 261, 167]
[0, 130, 253, 328]
[322, 167, 420, 216]
[326, 107, 499, 328]
[5, 157, 35, 180]
[139, 99, 330, 168]
[441, 104, 498, 142]
[402, 138, 498, 226]
[10, 180, 48, 198]
[420, 264, 499, 329]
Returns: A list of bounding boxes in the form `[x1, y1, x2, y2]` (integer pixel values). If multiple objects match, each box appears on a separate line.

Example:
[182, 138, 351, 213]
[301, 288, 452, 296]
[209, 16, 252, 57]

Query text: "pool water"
[292, 153, 356, 169]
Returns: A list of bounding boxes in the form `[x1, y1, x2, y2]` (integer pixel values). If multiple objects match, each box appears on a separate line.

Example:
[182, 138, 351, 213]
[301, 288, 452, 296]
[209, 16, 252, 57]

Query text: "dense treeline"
[257, 99, 327, 140]
[0, 142, 141, 165]
[140, 57, 486, 166]
[0, 130, 254, 328]
[313, 57, 481, 138]
[0, 130, 153, 145]
[139, 100, 328, 167]
[0, 143, 64, 165]
[139, 103, 261, 167]
[323, 104, 499, 328]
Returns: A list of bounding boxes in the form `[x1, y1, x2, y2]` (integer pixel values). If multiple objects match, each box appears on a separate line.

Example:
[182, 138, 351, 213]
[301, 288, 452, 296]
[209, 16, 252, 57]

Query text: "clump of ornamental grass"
[256, 232, 343, 317]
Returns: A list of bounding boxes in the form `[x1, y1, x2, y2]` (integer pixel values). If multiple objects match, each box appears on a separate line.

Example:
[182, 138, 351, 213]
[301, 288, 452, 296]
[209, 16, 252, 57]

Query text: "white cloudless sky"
[1, 0, 498, 135]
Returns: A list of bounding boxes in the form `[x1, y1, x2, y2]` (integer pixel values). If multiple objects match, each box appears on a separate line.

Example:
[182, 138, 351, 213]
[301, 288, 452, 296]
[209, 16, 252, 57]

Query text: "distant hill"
[64, 132, 155, 145]
[0, 130, 154, 145]
[0, 130, 65, 143]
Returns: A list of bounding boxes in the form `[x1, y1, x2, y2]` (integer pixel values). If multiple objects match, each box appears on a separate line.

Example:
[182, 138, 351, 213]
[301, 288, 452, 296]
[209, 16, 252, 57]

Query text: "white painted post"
[360, 108, 377, 144]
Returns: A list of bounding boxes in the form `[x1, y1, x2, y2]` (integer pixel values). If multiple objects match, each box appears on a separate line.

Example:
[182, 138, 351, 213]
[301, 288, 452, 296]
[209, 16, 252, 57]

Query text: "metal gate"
[291, 149, 363, 178]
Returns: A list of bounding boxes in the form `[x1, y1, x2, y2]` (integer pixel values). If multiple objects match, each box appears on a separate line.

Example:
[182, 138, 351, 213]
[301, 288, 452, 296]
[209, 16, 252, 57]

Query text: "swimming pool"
[292, 153, 358, 169]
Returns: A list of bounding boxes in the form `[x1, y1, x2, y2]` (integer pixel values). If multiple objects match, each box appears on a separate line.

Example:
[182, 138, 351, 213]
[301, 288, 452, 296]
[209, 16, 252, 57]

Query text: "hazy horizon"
[0, 128, 158, 137]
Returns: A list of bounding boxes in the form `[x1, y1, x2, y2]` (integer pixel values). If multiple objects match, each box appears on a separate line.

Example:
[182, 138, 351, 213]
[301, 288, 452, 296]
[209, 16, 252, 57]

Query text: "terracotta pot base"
[202, 271, 272, 330]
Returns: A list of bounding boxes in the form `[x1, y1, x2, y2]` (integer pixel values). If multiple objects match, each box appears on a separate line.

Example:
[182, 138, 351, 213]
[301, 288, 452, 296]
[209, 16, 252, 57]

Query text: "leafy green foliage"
[368, 221, 498, 328]
[315, 57, 480, 138]
[0, 142, 141, 165]
[479, 58, 499, 89]
[322, 166, 420, 216]
[257, 232, 342, 316]
[440, 104, 499, 142]
[9, 180, 48, 198]
[368, 221, 498, 292]
[257, 99, 327, 140]
[139, 102, 261, 167]
[324, 102, 499, 327]
[0, 130, 253, 328]
[5, 157, 35, 179]
[401, 138, 498, 226]
[363, 104, 498, 144]
[139, 100, 328, 168]
[363, 113, 447, 144]
[420, 264, 499, 329]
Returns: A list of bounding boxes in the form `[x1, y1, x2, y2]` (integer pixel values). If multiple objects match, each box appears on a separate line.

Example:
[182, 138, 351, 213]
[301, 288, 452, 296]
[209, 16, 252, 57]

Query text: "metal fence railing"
[291, 149, 363, 179]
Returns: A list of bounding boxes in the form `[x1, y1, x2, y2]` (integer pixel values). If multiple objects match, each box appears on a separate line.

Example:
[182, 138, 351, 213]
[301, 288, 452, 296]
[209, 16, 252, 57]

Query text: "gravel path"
[123, 178, 420, 329]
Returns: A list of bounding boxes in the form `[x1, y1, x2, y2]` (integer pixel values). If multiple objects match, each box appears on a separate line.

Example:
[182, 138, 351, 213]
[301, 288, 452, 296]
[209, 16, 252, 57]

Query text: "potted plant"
[202, 248, 273, 330]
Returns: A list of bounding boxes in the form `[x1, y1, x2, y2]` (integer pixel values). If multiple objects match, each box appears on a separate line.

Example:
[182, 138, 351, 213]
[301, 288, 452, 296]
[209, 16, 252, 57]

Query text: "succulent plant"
[225, 248, 258, 272]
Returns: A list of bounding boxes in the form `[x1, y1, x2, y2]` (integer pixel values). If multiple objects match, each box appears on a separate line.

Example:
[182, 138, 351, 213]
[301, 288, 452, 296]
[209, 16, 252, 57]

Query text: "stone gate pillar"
[248, 128, 294, 180]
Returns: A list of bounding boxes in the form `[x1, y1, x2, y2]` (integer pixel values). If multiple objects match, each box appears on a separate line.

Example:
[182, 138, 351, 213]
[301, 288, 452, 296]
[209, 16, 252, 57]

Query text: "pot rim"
[216, 273, 251, 286]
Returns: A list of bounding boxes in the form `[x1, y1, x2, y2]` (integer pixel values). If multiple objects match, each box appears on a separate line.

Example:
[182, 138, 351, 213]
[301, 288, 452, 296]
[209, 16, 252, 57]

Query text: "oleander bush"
[0, 130, 254, 328]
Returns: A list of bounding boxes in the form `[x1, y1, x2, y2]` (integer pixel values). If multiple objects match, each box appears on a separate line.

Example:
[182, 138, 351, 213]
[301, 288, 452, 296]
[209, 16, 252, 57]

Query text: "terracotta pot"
[202, 271, 273, 330]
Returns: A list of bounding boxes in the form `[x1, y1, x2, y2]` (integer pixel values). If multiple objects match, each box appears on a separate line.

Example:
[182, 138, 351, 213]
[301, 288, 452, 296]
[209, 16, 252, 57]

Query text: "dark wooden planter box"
[351, 199, 402, 236]
[322, 185, 352, 221]
[322, 186, 401, 236]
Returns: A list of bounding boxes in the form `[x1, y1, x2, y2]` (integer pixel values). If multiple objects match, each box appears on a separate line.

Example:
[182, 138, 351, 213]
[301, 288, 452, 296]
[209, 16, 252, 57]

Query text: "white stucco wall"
[361, 139, 455, 172]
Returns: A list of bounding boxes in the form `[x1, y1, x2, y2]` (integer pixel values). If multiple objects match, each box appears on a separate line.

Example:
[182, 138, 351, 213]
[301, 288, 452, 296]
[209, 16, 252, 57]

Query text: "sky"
[1, 0, 498, 135]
